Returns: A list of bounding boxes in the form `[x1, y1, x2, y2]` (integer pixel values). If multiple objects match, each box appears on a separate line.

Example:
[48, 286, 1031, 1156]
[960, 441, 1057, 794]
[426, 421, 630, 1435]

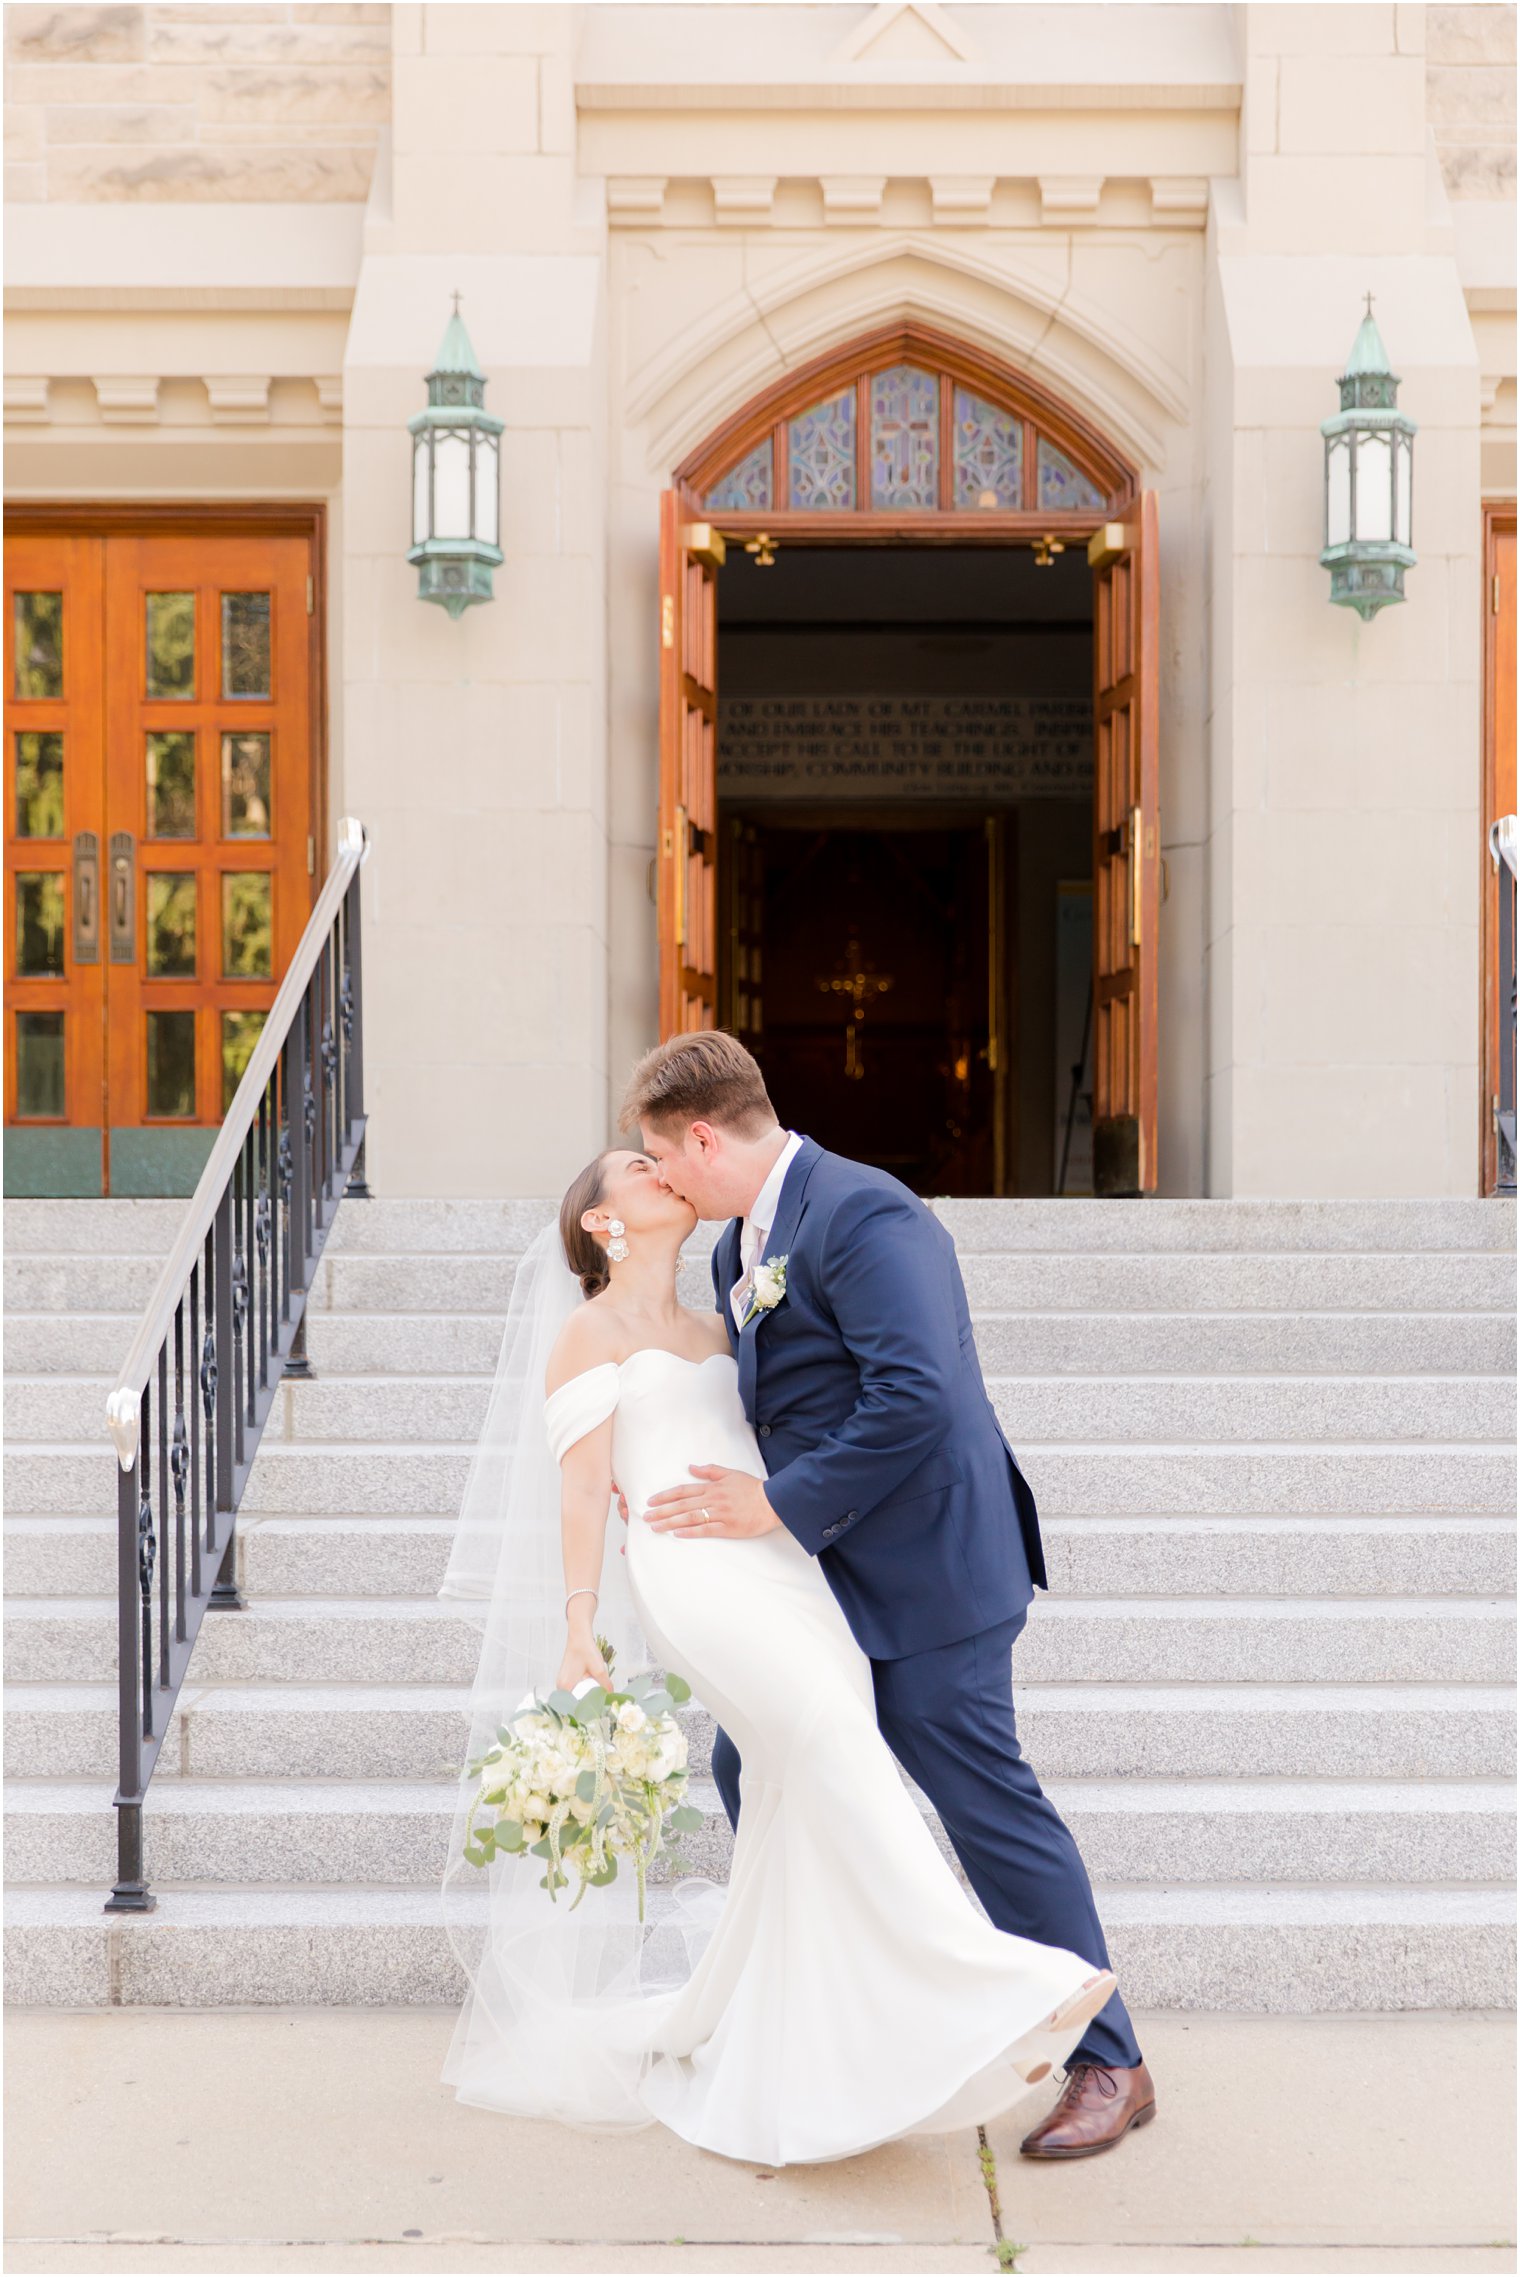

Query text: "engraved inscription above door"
[4, 528, 317, 1195]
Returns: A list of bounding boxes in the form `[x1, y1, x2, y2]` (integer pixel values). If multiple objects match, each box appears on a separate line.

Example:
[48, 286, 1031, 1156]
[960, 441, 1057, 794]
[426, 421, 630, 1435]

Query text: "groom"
[621, 1031, 1155, 2160]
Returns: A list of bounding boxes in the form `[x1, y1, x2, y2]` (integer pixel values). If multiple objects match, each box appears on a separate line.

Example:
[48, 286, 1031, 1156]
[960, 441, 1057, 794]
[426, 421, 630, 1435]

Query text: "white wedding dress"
[511, 1342, 1115, 2168]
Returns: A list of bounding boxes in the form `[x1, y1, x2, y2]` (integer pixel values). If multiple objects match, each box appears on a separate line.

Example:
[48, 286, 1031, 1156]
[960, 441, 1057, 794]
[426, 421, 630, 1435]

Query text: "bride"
[438, 1146, 1115, 2168]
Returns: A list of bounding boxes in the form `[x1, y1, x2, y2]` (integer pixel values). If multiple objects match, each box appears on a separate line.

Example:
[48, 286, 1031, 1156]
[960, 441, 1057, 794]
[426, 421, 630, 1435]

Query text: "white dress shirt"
[730, 1128, 804, 1328]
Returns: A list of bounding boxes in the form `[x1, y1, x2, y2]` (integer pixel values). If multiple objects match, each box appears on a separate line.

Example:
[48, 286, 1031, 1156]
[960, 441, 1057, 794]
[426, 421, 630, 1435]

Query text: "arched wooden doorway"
[658, 322, 1159, 1195]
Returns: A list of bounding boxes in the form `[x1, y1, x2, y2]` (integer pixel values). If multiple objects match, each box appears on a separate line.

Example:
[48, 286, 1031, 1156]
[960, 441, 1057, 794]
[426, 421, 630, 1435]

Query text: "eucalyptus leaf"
[496, 1820, 525, 1852]
[463, 1842, 488, 1869]
[664, 1672, 692, 1703]
[575, 1770, 598, 1802]
[669, 1804, 704, 1833]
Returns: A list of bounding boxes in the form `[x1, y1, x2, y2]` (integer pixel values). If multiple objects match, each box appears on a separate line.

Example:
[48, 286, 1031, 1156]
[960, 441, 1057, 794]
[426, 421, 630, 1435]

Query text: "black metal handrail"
[102, 816, 371, 1912]
[1492, 814, 1517, 1198]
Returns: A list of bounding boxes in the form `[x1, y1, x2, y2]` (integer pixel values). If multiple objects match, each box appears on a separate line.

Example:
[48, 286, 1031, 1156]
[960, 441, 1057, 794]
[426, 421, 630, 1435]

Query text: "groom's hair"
[620, 1031, 776, 1140]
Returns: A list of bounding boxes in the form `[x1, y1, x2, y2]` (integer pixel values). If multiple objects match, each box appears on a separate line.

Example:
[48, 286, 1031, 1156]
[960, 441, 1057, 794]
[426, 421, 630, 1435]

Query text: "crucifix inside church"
[815, 932, 894, 1079]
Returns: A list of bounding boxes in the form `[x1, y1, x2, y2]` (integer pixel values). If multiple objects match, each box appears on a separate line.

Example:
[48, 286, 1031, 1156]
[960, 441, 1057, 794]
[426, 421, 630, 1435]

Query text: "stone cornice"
[605, 172, 1214, 230]
[576, 81, 1240, 112]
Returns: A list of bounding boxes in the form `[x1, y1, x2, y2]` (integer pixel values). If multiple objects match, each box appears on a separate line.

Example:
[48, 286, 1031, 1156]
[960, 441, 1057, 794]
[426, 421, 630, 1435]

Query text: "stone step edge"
[8, 1593, 1512, 1619]
[14, 1437, 1517, 1458]
[12, 1367, 1514, 1389]
[7, 1882, 1514, 1925]
[6, 1775, 1514, 1813]
[9, 1679, 1514, 1711]
[11, 1511, 1515, 1533]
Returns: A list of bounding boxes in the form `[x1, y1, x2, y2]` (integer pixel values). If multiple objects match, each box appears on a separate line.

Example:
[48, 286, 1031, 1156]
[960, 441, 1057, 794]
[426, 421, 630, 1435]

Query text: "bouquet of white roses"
[460, 1643, 704, 1922]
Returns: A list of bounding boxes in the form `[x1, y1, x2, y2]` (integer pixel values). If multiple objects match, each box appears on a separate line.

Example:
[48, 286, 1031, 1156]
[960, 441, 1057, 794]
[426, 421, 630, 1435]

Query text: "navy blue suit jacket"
[713, 1137, 1044, 1660]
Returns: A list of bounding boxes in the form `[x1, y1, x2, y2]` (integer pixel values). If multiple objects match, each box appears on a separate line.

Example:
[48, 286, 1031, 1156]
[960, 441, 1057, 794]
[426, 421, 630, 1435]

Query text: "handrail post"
[283, 995, 315, 1378]
[209, 1187, 243, 1611]
[344, 867, 371, 1198]
[106, 1455, 154, 1912]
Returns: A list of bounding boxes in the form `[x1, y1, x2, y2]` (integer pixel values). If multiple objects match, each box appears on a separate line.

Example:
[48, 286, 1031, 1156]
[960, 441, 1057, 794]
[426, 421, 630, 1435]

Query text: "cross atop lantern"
[407, 293, 504, 618]
[1319, 293, 1417, 621]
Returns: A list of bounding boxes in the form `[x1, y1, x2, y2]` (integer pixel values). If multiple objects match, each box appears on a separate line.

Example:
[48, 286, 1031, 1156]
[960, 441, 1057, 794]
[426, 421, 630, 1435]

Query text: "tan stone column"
[340, 3, 610, 1195]
[1201, 2, 1483, 1195]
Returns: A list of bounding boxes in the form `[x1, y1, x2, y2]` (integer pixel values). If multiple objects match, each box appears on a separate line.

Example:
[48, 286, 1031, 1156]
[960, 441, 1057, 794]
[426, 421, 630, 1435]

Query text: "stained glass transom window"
[870, 365, 938, 509]
[788, 389, 856, 510]
[695, 349, 1119, 519]
[705, 440, 773, 514]
[954, 388, 1023, 510]
[1037, 437, 1105, 513]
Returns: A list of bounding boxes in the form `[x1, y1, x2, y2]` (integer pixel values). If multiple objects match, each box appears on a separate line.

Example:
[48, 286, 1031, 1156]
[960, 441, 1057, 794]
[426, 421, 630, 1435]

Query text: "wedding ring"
[700, 1507, 711, 1524]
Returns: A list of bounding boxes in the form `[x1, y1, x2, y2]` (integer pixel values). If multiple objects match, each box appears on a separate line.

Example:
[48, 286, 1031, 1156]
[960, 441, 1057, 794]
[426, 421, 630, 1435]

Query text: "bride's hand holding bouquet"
[460, 1640, 704, 1921]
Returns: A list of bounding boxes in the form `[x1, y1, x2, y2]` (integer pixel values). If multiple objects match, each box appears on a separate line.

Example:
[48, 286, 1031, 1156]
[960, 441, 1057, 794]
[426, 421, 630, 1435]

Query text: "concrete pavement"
[4, 2010, 1514, 2275]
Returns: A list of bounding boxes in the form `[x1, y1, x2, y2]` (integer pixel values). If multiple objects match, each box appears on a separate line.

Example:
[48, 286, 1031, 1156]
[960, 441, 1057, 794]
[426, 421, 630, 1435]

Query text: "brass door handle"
[109, 831, 136, 964]
[73, 831, 100, 964]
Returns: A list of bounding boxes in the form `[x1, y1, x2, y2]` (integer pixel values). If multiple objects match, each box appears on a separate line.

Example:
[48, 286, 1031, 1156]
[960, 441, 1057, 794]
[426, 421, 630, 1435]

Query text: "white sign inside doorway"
[717, 694, 1093, 802]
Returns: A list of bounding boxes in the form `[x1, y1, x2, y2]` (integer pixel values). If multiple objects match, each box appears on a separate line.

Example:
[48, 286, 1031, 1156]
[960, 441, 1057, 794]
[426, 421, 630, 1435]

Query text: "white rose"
[616, 1702, 648, 1734]
[751, 1255, 787, 1310]
[649, 1726, 688, 1780]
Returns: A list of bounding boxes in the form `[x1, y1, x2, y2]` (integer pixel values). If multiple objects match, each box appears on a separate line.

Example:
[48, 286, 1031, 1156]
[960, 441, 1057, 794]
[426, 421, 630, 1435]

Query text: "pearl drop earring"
[606, 1217, 630, 1265]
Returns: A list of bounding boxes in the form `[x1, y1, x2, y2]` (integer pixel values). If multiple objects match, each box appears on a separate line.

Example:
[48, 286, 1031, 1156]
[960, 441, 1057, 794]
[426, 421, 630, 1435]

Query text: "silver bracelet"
[564, 1586, 599, 1617]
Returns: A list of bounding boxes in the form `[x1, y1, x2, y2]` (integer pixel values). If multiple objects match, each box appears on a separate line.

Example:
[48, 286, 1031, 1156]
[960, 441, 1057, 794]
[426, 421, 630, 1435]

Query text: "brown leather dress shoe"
[1019, 2059, 1157, 2158]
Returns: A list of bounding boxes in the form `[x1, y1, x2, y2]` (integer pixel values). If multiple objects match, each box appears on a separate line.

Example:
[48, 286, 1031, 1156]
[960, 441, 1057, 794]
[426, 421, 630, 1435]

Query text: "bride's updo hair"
[559, 1153, 613, 1300]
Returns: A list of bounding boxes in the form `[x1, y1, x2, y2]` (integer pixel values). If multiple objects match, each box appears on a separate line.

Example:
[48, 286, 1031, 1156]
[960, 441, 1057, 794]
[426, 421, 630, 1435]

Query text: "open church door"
[1088, 491, 1161, 1194]
[657, 494, 723, 1037]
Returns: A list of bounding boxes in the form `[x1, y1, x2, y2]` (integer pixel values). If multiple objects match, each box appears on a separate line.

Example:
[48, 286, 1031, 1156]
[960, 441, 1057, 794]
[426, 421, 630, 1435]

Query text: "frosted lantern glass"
[1326, 438, 1352, 548]
[433, 430, 472, 540]
[1356, 432, 1392, 542]
[475, 434, 499, 547]
[412, 437, 430, 545]
[1394, 433, 1412, 546]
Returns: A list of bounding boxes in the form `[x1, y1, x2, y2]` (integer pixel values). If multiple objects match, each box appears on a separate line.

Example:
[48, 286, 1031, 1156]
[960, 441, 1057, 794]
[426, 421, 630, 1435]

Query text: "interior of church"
[714, 541, 1095, 1196]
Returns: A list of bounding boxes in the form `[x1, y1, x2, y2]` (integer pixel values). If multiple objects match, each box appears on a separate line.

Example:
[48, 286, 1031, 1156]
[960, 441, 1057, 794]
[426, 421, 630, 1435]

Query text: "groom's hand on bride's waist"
[644, 1465, 781, 1539]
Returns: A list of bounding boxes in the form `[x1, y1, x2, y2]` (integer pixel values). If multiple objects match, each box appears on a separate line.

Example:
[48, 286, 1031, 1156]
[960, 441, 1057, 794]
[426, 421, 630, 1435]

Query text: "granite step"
[4, 1194, 1511, 1257]
[7, 1244, 1484, 1322]
[6, 1881, 1512, 2011]
[6, 1513, 1515, 1603]
[6, 1775, 1512, 1892]
[10, 1434, 1515, 1518]
[7, 1681, 1512, 1785]
[8, 1595, 1512, 1688]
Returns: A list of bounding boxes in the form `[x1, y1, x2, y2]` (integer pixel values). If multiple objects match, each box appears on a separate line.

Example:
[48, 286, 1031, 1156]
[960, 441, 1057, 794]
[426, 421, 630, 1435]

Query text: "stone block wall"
[3, 2, 392, 203]
[1427, 2, 1517, 200]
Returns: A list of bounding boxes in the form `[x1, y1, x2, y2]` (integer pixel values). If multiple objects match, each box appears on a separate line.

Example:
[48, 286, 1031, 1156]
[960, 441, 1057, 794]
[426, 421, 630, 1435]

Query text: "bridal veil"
[437, 1222, 722, 2128]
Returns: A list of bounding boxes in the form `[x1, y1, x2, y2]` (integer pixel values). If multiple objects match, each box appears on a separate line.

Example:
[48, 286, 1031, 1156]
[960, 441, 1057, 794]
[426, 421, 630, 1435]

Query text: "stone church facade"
[4, 0, 1516, 1200]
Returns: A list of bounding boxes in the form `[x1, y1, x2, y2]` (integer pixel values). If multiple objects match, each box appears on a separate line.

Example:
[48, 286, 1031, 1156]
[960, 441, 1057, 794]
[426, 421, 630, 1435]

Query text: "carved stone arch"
[632, 237, 1181, 483]
[675, 318, 1137, 531]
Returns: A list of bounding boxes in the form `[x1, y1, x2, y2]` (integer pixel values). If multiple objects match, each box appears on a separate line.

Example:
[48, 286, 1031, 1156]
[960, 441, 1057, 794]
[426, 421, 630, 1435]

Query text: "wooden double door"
[658, 490, 1161, 1193]
[5, 522, 319, 1195]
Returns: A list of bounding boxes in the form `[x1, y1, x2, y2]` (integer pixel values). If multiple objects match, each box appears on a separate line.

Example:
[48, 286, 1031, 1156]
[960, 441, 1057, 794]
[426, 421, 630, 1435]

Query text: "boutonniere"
[741, 1253, 788, 1329]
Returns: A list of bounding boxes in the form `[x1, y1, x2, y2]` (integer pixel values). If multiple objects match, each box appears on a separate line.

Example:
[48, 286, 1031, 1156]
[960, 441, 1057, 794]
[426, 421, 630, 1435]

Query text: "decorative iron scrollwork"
[320, 1016, 337, 1086]
[200, 1328, 218, 1422]
[170, 1411, 189, 1515]
[137, 1489, 156, 1604]
[277, 1123, 293, 1204]
[231, 1250, 248, 1334]
[302, 1069, 317, 1145]
[254, 1189, 271, 1269]
[339, 966, 354, 1044]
